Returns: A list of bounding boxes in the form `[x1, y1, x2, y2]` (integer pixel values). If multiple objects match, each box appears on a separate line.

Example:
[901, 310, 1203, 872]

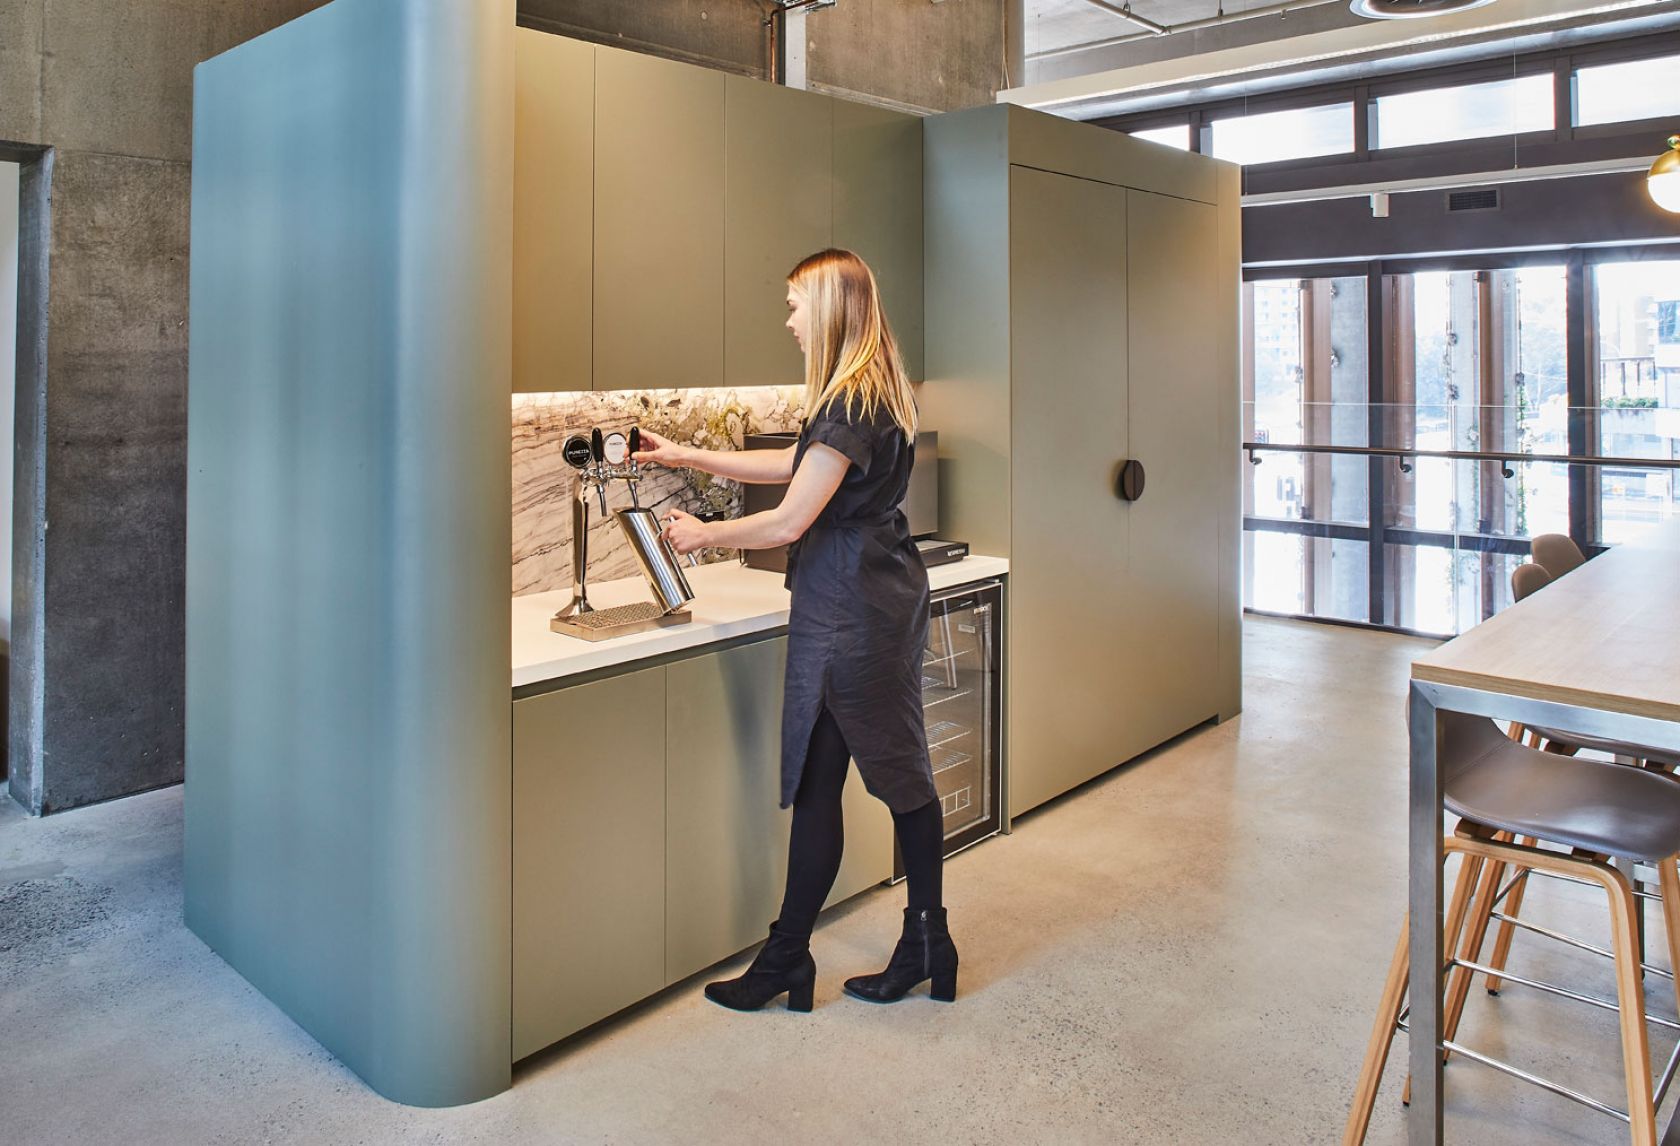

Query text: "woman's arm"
[632, 428, 795, 484]
[662, 443, 849, 553]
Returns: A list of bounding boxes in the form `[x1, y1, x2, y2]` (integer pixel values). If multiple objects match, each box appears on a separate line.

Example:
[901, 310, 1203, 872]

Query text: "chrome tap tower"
[552, 426, 696, 642]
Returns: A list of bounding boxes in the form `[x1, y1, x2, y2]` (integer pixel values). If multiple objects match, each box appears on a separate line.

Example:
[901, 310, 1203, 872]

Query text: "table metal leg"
[1409, 681, 1445, 1145]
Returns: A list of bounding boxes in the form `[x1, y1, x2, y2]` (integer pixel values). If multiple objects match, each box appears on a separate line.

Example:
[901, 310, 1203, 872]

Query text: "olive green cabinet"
[665, 635, 893, 984]
[593, 45, 725, 391]
[665, 638, 792, 982]
[512, 665, 667, 1061]
[512, 30, 924, 392]
[512, 29, 593, 393]
[724, 77, 833, 390]
[1004, 166, 1133, 817]
[514, 635, 894, 1059]
[1123, 190, 1223, 752]
[923, 105, 1242, 822]
[833, 99, 925, 381]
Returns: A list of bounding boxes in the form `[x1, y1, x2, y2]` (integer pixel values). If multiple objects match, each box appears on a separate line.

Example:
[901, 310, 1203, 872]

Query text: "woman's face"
[785, 285, 811, 356]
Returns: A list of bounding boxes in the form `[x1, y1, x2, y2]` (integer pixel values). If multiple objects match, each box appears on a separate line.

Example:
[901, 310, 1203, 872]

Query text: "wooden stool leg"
[1343, 917, 1409, 1146]
[1400, 850, 1485, 1107]
[1485, 836, 1537, 994]
[1658, 858, 1680, 1025]
[1441, 842, 1511, 1062]
[1600, 862, 1658, 1145]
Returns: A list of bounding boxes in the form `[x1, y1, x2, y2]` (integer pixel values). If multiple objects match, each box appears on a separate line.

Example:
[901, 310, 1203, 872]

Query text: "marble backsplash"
[513, 387, 806, 597]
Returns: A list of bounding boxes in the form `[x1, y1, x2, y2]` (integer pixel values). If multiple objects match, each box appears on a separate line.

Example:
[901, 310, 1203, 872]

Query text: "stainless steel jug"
[614, 507, 696, 615]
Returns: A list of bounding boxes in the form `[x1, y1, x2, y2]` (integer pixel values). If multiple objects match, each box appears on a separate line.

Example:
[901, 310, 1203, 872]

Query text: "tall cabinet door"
[512, 30, 592, 393]
[833, 100, 924, 380]
[513, 667, 666, 1060]
[1125, 190, 1222, 747]
[1006, 167, 1132, 818]
[593, 47, 724, 391]
[724, 78, 832, 389]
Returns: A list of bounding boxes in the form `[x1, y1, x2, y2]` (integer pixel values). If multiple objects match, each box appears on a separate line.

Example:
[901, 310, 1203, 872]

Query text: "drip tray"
[551, 602, 691, 642]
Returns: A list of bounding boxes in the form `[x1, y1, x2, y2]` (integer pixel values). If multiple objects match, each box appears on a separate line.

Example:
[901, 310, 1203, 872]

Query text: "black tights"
[776, 708, 944, 940]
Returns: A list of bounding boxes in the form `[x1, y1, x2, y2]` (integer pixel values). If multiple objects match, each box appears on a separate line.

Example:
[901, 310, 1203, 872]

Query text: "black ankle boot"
[703, 921, 816, 1012]
[842, 907, 958, 1004]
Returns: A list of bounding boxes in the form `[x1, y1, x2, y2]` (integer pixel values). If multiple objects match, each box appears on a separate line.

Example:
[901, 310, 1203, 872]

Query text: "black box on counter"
[740, 430, 948, 574]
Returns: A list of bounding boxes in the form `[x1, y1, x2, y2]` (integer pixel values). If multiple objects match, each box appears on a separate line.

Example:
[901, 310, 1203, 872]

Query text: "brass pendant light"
[1650, 136, 1680, 214]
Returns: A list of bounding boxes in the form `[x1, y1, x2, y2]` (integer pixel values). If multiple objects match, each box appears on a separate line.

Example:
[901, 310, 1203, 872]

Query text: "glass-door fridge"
[897, 579, 1004, 877]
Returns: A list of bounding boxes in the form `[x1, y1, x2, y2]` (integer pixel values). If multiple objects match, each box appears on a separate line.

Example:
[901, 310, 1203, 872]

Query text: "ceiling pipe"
[1043, 0, 1346, 59]
[1077, 0, 1171, 37]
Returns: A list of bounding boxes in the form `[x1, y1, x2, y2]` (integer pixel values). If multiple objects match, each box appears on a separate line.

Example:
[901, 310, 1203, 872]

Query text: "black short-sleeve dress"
[779, 398, 939, 814]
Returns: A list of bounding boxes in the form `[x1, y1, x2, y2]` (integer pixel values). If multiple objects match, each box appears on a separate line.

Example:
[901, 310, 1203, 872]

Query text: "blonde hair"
[788, 249, 917, 441]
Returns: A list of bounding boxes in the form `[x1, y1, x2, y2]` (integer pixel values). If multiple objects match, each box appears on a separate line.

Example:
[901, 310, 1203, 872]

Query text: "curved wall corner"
[185, 0, 514, 1106]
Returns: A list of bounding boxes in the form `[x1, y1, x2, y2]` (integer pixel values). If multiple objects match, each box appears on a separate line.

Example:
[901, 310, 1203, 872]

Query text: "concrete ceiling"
[1025, 0, 1226, 58]
[1012, 0, 1680, 119]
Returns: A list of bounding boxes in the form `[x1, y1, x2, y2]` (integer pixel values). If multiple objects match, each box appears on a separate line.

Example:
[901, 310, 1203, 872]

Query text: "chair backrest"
[1532, 533, 1585, 579]
[1511, 562, 1553, 602]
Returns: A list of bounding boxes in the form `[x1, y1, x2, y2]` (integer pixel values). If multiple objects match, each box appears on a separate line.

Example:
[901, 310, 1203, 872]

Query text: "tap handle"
[590, 426, 604, 463]
[628, 426, 641, 457]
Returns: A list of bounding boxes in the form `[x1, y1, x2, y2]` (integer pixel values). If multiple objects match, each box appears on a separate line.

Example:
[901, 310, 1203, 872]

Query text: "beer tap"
[551, 423, 698, 642]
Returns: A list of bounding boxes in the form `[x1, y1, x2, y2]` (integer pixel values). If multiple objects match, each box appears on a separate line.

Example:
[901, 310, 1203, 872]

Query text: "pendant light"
[1349, 0, 1498, 18]
[1650, 136, 1680, 214]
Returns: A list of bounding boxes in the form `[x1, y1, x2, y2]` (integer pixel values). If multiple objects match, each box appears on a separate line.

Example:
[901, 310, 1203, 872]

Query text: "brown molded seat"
[1510, 561, 1552, 602]
[1532, 533, 1586, 579]
[1441, 712, 1680, 862]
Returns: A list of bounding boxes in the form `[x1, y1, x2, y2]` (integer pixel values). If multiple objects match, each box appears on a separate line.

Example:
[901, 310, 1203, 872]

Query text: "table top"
[1412, 520, 1680, 725]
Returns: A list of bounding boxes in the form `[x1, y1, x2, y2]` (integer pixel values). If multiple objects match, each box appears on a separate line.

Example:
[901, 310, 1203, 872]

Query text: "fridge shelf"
[931, 744, 974, 776]
[926, 720, 973, 752]
[922, 684, 974, 710]
[922, 647, 973, 671]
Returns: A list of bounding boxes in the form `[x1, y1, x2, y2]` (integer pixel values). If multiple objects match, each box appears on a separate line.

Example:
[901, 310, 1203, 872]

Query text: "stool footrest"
[1485, 910, 1676, 980]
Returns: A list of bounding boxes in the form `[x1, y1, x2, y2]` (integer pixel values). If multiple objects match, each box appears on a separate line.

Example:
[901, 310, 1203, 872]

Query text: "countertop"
[512, 554, 1010, 689]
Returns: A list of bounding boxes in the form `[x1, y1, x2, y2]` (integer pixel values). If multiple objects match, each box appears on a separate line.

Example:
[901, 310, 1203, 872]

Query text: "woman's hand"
[661, 509, 710, 555]
[632, 428, 689, 470]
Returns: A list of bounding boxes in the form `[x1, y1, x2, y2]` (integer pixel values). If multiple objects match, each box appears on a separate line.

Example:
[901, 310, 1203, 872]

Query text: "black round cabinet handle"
[1115, 459, 1146, 502]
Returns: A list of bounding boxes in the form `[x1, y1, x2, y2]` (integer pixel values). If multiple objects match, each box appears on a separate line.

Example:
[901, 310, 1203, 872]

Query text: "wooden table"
[1407, 520, 1680, 1144]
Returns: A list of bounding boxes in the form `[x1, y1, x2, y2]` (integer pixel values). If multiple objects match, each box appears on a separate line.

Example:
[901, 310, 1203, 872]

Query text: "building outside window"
[1243, 260, 1677, 636]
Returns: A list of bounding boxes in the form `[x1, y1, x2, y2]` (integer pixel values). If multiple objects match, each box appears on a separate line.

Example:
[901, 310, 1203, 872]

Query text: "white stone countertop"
[512, 554, 1010, 689]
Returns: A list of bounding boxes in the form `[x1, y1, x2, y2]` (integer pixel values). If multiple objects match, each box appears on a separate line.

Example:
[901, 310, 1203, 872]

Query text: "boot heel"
[786, 979, 814, 1013]
[930, 971, 957, 1002]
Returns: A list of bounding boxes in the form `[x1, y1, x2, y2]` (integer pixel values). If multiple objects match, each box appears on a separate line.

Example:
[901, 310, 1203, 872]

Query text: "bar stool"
[1344, 711, 1680, 1145]
[1510, 561, 1553, 604]
[1533, 532, 1587, 579]
[1482, 563, 1680, 996]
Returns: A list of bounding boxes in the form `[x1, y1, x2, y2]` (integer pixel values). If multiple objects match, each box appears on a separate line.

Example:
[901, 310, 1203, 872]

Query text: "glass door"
[911, 582, 1002, 866]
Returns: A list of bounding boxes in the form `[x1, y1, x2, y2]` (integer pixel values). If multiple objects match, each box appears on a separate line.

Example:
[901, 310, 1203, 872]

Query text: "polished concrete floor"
[3, 616, 1675, 1143]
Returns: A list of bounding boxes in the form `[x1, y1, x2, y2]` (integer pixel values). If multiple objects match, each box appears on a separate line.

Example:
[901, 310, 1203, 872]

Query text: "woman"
[633, 248, 957, 1012]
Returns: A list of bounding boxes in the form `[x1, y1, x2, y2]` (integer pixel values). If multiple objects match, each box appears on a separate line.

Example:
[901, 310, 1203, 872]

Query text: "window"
[1208, 103, 1355, 165]
[1593, 260, 1680, 544]
[1242, 277, 1370, 623]
[1373, 73, 1553, 149]
[1242, 266, 1577, 637]
[1575, 53, 1680, 127]
[1129, 124, 1190, 151]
